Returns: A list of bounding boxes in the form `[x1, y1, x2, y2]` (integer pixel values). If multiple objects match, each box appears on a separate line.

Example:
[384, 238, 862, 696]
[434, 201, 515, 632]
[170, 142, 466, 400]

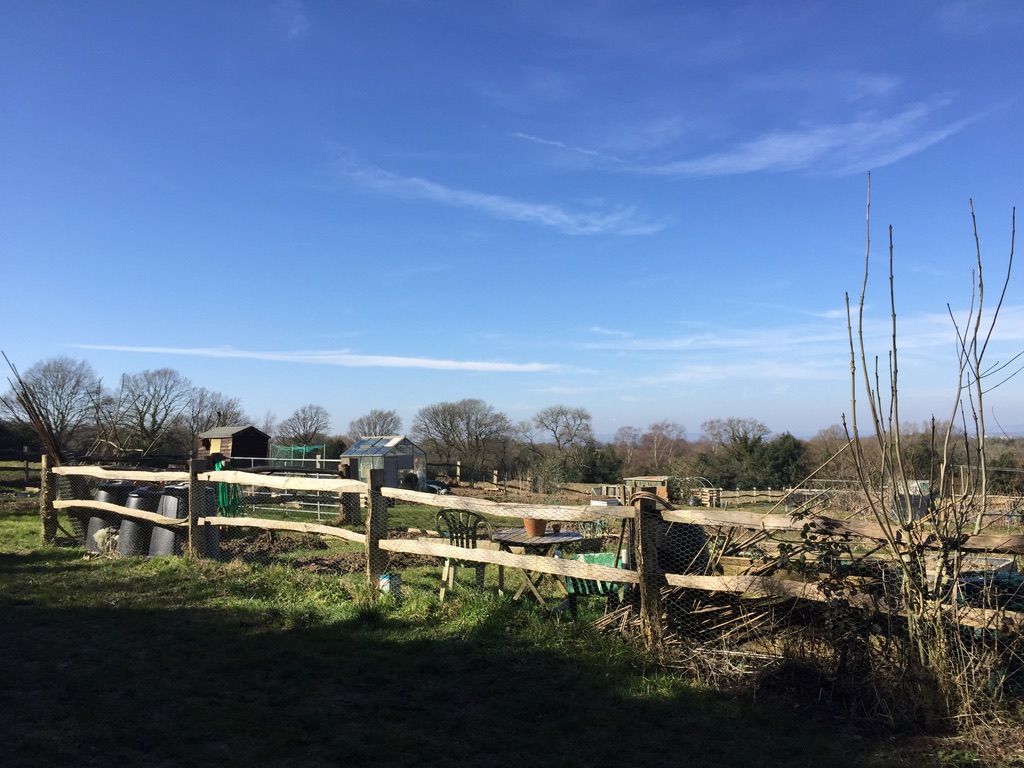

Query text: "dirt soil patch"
[219, 528, 440, 573]
[292, 550, 437, 574]
[220, 530, 329, 560]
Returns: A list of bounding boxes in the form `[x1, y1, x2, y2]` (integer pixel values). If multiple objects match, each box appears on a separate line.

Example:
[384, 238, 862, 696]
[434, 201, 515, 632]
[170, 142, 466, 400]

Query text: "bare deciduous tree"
[259, 410, 277, 438]
[840, 183, 1020, 721]
[701, 417, 769, 451]
[532, 405, 593, 451]
[91, 368, 195, 456]
[646, 420, 685, 470]
[185, 388, 248, 447]
[277, 404, 331, 445]
[412, 398, 511, 480]
[614, 425, 642, 469]
[0, 356, 101, 453]
[347, 408, 402, 442]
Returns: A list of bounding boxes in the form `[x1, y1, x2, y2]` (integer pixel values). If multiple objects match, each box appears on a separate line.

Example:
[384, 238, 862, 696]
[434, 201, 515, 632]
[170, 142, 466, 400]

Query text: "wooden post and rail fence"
[36, 457, 1024, 649]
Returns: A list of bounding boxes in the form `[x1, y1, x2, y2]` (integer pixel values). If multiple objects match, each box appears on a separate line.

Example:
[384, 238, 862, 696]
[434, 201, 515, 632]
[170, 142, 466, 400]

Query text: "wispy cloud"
[511, 132, 626, 164]
[339, 161, 665, 235]
[934, 0, 1023, 36]
[579, 305, 1024, 373]
[742, 70, 901, 102]
[75, 345, 560, 373]
[276, 0, 308, 40]
[638, 360, 840, 386]
[637, 102, 983, 177]
[588, 326, 633, 338]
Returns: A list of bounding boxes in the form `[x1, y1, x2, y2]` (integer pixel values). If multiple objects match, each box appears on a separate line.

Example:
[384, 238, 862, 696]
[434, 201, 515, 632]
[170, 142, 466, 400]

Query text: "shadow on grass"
[1, 555, 896, 768]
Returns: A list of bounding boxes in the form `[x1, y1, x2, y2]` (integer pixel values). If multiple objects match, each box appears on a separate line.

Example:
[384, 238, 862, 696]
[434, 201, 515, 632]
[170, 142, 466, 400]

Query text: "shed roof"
[341, 435, 423, 457]
[198, 425, 268, 439]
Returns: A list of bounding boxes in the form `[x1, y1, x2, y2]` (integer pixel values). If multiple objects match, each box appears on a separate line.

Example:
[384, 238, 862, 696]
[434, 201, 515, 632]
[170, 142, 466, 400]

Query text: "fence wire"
[53, 470, 1024, 697]
[54, 474, 377, 571]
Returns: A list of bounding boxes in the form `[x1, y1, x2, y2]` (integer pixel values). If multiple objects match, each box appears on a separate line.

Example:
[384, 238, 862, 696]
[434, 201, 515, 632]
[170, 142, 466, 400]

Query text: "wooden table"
[491, 528, 584, 607]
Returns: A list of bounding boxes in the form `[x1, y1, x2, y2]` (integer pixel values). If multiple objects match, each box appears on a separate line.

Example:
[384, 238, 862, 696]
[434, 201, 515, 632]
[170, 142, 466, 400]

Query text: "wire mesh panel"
[56, 475, 161, 556]
[200, 476, 365, 571]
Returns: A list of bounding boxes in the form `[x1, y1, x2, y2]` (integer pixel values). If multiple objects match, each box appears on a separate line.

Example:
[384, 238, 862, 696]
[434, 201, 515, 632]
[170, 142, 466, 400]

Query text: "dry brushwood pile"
[592, 483, 1024, 729]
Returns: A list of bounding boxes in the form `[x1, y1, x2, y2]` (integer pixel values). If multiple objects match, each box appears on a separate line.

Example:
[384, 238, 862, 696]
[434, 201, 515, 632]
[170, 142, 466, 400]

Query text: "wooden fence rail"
[53, 499, 189, 528]
[381, 486, 635, 521]
[52, 466, 190, 483]
[663, 507, 1024, 555]
[40, 458, 1024, 645]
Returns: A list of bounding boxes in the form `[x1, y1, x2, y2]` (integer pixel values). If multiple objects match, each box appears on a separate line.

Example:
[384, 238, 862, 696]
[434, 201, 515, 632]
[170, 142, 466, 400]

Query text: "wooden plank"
[201, 516, 366, 544]
[662, 507, 1024, 555]
[960, 532, 1024, 555]
[381, 486, 635, 521]
[662, 571, 1024, 632]
[52, 466, 190, 482]
[198, 469, 366, 494]
[54, 499, 188, 528]
[378, 537, 640, 584]
[662, 506, 886, 537]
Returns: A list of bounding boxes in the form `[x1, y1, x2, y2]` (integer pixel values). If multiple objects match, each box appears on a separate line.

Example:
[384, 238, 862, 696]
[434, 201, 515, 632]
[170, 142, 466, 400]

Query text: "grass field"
[0, 498, 965, 767]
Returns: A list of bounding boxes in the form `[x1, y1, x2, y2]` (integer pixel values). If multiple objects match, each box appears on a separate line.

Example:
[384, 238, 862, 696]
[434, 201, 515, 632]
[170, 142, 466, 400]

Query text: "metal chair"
[436, 509, 491, 601]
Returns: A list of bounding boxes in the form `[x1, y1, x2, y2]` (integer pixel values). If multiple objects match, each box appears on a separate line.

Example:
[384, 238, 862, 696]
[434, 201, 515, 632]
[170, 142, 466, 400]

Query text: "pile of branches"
[2, 352, 64, 465]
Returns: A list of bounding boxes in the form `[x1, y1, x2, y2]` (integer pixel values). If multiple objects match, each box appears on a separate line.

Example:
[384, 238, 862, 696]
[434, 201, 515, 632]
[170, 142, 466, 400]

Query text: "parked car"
[424, 480, 449, 495]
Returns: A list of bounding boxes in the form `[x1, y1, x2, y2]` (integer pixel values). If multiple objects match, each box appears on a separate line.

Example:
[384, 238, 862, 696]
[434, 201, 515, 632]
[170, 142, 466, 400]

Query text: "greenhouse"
[341, 435, 427, 489]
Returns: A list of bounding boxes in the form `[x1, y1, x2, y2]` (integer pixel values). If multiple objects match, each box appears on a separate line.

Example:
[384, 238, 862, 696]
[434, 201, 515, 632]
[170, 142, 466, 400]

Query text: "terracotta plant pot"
[523, 517, 547, 537]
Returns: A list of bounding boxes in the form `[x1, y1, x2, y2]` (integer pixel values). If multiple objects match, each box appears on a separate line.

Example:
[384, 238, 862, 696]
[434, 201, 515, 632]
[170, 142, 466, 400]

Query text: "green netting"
[269, 444, 326, 459]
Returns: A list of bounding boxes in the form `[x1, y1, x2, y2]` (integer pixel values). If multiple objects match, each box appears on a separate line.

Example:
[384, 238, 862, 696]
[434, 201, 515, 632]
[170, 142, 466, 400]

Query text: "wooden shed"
[196, 425, 270, 462]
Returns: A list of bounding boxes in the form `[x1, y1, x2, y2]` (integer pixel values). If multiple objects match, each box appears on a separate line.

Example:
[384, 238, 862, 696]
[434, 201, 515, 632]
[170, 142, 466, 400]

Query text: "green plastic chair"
[436, 509, 492, 601]
[561, 551, 625, 618]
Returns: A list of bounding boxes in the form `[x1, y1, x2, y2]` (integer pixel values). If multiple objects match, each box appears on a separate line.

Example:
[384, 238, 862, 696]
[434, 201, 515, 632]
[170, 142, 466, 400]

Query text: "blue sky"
[2, 1, 1022, 439]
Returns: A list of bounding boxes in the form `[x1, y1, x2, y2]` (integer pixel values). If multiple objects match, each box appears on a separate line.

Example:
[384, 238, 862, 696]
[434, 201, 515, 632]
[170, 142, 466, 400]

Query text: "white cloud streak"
[578, 305, 1024, 386]
[277, 0, 308, 40]
[511, 131, 627, 163]
[516, 101, 984, 178]
[639, 102, 983, 177]
[75, 345, 560, 373]
[340, 162, 664, 235]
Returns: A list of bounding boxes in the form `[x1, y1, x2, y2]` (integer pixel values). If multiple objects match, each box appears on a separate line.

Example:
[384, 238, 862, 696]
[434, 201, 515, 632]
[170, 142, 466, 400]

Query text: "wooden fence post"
[187, 458, 207, 559]
[23, 445, 30, 488]
[634, 494, 665, 654]
[39, 453, 57, 545]
[365, 468, 387, 600]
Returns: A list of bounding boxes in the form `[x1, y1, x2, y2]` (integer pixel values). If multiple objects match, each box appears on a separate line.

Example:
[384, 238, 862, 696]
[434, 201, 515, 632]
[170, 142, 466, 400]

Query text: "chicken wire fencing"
[51, 468, 1024, 690]
[654, 518, 880, 671]
[53, 474, 380, 573]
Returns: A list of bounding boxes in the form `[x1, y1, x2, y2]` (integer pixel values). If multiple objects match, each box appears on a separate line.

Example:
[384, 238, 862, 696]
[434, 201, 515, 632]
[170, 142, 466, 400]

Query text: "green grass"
[0, 498, 947, 767]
